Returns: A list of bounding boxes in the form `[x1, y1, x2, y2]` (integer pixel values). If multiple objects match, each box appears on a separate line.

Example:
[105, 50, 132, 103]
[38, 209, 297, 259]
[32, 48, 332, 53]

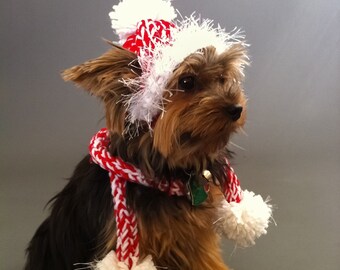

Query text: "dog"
[25, 1, 272, 269]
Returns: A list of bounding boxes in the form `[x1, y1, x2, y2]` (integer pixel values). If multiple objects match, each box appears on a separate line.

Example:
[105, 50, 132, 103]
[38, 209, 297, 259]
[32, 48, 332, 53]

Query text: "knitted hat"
[109, 0, 245, 127]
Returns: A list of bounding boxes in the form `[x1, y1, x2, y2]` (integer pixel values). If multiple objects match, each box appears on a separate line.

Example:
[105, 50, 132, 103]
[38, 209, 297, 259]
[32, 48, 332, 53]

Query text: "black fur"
[25, 155, 112, 270]
[25, 150, 230, 269]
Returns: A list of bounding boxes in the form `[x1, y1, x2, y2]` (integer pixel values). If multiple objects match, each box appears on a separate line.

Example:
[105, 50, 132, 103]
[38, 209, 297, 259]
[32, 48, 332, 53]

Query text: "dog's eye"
[178, 75, 196, 91]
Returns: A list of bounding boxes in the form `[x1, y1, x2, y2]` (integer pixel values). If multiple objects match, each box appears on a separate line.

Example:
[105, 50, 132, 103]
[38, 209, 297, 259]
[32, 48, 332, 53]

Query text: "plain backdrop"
[1, 0, 340, 269]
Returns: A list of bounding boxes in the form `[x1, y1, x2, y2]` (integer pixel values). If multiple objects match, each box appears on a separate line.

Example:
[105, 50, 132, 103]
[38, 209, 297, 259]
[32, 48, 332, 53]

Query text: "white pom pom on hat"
[109, 0, 177, 44]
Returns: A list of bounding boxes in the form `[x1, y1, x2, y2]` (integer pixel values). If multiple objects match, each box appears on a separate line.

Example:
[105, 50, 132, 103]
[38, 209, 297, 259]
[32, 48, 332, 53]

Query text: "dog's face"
[63, 42, 247, 172]
[153, 45, 247, 168]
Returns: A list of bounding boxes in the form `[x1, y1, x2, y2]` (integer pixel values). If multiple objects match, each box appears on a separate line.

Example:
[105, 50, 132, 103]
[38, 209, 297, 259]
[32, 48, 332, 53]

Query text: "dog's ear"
[62, 43, 140, 134]
[62, 42, 139, 98]
[220, 43, 249, 80]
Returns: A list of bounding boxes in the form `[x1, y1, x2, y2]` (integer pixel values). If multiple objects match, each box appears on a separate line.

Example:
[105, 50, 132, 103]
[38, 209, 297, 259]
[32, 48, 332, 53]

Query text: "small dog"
[25, 1, 271, 269]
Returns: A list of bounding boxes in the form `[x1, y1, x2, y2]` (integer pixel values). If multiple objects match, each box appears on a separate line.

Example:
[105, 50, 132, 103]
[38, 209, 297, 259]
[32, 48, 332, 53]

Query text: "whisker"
[229, 141, 246, 151]
[73, 262, 94, 270]
[239, 127, 248, 136]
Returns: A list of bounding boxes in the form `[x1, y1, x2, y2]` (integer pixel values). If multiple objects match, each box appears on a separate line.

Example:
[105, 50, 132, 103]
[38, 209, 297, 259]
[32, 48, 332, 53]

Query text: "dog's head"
[63, 41, 247, 175]
[63, 2, 250, 178]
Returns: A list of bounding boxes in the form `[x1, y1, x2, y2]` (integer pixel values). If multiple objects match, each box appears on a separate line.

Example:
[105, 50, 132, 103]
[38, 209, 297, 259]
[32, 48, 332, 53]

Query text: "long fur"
[25, 42, 248, 270]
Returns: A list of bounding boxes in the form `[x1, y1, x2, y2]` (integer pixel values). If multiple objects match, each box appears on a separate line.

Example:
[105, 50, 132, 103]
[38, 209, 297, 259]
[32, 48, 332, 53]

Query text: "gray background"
[1, 0, 339, 269]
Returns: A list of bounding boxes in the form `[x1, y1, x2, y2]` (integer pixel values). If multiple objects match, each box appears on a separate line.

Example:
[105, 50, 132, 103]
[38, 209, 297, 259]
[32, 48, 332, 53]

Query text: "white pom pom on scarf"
[94, 251, 157, 270]
[218, 190, 273, 248]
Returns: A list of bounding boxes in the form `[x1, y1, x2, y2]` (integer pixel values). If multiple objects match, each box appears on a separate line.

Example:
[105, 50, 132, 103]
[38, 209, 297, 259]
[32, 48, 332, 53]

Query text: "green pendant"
[187, 179, 208, 206]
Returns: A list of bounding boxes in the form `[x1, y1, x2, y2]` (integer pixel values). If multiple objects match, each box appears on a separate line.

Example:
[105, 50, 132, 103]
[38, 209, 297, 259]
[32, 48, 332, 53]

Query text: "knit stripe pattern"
[89, 128, 242, 268]
[224, 164, 243, 203]
[122, 19, 175, 57]
[89, 129, 139, 267]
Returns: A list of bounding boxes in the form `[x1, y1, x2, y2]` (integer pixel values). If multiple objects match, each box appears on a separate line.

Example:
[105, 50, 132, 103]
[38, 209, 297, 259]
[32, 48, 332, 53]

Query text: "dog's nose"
[226, 104, 243, 121]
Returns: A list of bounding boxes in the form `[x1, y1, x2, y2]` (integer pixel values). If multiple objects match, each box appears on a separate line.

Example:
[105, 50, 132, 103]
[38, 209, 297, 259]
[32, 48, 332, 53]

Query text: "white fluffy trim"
[218, 190, 273, 248]
[109, 0, 177, 44]
[93, 251, 157, 270]
[123, 17, 246, 128]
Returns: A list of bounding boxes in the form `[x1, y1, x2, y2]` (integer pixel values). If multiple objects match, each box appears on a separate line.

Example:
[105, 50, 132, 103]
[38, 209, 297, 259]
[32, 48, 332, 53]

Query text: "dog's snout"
[226, 104, 243, 121]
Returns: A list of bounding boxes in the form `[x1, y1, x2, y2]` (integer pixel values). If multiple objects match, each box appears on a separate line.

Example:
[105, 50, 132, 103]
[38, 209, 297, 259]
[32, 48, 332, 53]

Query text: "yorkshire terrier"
[25, 1, 271, 270]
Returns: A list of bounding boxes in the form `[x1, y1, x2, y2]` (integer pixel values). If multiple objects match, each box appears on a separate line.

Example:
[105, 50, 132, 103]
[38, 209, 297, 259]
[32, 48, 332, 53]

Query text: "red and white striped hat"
[109, 0, 245, 127]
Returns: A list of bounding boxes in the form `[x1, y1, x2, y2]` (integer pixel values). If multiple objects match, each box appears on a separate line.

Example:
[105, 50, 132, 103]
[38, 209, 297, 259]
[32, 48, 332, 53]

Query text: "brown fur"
[135, 184, 229, 270]
[94, 184, 229, 270]
[26, 42, 248, 270]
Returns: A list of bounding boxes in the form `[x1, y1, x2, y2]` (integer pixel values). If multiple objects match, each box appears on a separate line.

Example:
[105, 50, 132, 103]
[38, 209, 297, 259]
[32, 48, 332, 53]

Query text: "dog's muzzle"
[226, 104, 243, 121]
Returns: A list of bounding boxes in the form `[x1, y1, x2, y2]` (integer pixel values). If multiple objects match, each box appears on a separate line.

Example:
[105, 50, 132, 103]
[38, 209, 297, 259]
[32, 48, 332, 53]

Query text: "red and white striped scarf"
[89, 128, 242, 268]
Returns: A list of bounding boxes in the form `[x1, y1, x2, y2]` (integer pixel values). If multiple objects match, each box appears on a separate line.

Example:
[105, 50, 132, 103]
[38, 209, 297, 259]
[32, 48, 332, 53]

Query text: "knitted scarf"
[89, 128, 242, 268]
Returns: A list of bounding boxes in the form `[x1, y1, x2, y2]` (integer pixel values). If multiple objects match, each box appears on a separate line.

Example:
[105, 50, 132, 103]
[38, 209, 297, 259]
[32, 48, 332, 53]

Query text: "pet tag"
[187, 174, 210, 206]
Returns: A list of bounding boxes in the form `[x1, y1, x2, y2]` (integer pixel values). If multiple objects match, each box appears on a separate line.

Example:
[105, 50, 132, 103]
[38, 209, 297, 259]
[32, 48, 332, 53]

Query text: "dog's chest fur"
[36, 154, 228, 270]
[128, 181, 227, 270]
